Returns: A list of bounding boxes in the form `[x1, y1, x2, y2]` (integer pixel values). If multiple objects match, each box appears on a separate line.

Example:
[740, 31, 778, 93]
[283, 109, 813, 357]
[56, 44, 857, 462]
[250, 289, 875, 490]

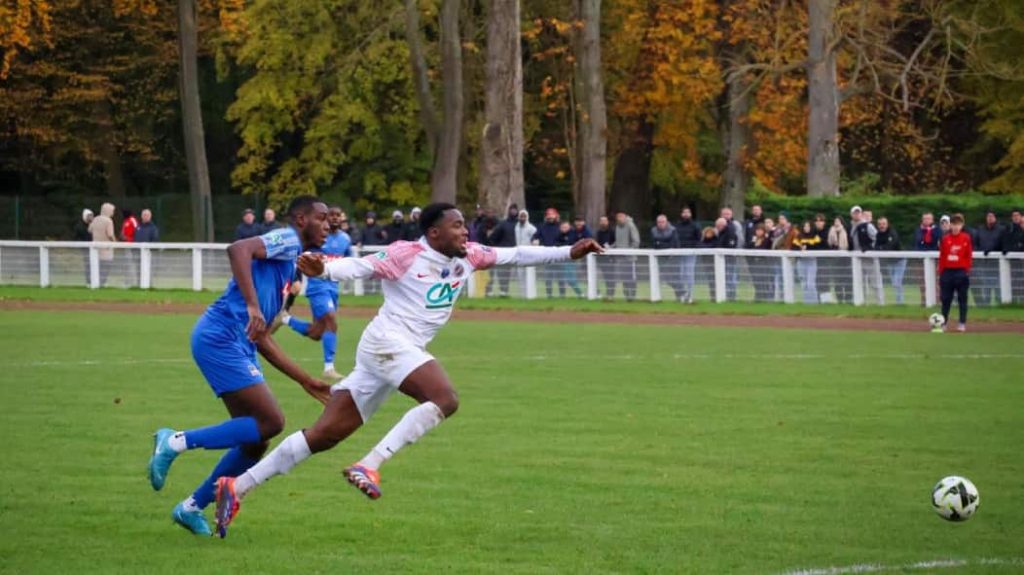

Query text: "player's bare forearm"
[228, 237, 269, 340]
[256, 335, 331, 404]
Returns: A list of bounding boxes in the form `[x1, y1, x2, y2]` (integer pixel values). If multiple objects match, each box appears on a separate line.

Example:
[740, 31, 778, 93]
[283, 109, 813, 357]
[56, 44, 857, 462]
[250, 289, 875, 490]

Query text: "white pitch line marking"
[779, 557, 1024, 575]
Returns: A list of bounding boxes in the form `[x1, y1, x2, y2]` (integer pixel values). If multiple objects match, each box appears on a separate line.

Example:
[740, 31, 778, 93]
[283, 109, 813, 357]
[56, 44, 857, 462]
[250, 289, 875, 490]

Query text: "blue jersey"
[306, 230, 353, 297]
[206, 227, 303, 329]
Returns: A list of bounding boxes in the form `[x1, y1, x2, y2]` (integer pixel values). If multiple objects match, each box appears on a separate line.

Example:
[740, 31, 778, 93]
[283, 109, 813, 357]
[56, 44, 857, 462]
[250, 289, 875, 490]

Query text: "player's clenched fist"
[569, 238, 605, 260]
[297, 252, 326, 278]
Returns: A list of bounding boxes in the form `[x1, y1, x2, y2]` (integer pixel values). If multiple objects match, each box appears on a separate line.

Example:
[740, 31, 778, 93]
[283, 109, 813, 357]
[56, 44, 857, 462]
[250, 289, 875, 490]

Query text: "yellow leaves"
[1, 0, 52, 79]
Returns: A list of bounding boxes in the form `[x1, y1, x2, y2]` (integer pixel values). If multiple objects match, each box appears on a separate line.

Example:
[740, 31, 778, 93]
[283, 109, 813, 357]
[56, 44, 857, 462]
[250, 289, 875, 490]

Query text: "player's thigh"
[331, 360, 397, 424]
[398, 360, 458, 417]
[221, 383, 285, 438]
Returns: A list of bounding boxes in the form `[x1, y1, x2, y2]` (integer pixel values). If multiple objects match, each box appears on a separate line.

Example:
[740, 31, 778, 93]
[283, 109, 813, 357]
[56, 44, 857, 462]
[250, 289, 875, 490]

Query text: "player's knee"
[434, 390, 459, 418]
[258, 411, 286, 439]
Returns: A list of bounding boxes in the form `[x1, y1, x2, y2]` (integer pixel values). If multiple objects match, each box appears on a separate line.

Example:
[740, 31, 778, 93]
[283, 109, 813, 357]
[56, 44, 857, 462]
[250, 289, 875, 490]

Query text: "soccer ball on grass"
[928, 313, 945, 329]
[932, 475, 980, 521]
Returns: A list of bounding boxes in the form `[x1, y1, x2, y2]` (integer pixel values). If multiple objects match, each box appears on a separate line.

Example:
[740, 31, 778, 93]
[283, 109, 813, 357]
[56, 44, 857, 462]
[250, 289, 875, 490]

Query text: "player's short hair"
[287, 195, 321, 218]
[420, 202, 458, 234]
[950, 213, 965, 225]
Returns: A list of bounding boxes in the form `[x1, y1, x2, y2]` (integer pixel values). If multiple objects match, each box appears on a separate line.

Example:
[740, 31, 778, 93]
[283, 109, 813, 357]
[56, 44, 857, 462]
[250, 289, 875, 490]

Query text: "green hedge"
[747, 193, 1023, 246]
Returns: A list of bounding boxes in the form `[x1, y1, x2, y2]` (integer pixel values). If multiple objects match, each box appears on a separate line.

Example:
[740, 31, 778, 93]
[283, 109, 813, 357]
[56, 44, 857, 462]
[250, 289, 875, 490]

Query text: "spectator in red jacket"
[121, 209, 139, 242]
[938, 214, 973, 332]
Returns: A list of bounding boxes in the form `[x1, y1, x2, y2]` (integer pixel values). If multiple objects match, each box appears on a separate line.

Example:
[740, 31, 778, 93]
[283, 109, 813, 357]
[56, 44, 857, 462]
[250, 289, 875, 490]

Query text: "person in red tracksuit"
[937, 213, 973, 332]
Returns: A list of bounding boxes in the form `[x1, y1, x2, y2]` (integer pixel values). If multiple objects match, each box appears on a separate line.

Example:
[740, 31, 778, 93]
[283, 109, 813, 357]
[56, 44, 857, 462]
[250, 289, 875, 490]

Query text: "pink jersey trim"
[370, 241, 424, 280]
[465, 242, 498, 271]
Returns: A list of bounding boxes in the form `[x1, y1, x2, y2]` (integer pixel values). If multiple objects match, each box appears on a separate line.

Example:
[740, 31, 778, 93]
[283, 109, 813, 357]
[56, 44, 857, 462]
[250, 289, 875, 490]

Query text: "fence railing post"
[140, 247, 152, 289]
[923, 257, 937, 308]
[465, 272, 477, 298]
[39, 246, 49, 288]
[89, 247, 100, 289]
[192, 247, 203, 291]
[526, 266, 538, 300]
[781, 255, 795, 304]
[713, 253, 726, 303]
[585, 254, 597, 300]
[648, 253, 661, 302]
[999, 257, 1012, 305]
[353, 278, 365, 296]
[851, 256, 865, 306]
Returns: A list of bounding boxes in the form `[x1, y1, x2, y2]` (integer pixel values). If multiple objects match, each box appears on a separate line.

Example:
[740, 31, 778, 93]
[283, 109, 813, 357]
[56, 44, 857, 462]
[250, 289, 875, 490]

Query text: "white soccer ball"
[928, 313, 945, 328]
[932, 476, 980, 521]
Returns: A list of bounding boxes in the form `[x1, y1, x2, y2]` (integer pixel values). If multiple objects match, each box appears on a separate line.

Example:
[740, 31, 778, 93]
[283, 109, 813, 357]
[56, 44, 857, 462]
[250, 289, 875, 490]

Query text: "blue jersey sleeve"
[260, 227, 301, 261]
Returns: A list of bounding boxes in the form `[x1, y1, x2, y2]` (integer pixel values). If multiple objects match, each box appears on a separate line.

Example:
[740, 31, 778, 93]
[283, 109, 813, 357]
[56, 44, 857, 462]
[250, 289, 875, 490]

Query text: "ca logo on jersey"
[425, 281, 461, 310]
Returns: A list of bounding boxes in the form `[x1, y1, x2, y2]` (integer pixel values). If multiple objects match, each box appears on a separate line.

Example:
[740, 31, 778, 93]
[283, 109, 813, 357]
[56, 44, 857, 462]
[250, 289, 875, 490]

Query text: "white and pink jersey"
[322, 238, 572, 351]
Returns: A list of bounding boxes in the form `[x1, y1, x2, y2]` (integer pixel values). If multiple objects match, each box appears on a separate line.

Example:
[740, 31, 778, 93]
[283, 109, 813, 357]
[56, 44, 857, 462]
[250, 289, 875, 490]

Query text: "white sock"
[360, 402, 445, 470]
[282, 312, 292, 323]
[324, 362, 334, 372]
[234, 431, 312, 498]
[168, 431, 187, 453]
[180, 495, 201, 513]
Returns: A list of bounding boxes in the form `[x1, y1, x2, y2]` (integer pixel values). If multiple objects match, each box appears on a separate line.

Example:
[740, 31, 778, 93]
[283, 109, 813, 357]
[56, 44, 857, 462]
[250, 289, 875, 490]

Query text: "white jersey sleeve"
[322, 255, 379, 281]
[491, 245, 574, 267]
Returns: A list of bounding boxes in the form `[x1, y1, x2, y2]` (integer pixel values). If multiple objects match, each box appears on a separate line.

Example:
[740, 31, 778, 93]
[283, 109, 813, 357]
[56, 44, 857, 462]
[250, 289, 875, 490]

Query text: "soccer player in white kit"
[213, 202, 603, 537]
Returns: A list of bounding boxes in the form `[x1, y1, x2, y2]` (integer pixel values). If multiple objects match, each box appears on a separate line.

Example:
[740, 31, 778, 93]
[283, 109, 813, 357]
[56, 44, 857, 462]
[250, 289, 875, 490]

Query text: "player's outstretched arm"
[298, 252, 377, 281]
[488, 238, 604, 268]
[255, 334, 331, 404]
[227, 237, 270, 341]
[569, 238, 604, 259]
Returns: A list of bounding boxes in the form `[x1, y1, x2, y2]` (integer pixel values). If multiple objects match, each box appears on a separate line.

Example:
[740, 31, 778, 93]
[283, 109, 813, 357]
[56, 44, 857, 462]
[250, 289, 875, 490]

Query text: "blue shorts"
[191, 314, 265, 397]
[307, 290, 338, 320]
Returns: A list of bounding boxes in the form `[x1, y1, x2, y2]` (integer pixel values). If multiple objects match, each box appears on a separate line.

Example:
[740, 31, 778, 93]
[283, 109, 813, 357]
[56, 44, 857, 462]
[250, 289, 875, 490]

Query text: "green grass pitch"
[1, 308, 1023, 574]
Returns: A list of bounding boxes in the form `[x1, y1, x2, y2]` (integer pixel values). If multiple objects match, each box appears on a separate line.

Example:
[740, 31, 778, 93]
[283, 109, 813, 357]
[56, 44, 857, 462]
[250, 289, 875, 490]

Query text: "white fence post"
[713, 253, 726, 303]
[851, 256, 865, 306]
[999, 257, 1012, 305]
[781, 255, 795, 304]
[585, 254, 597, 300]
[353, 278, 365, 296]
[191, 248, 203, 291]
[465, 272, 477, 298]
[648, 253, 661, 302]
[140, 247, 152, 289]
[89, 247, 100, 289]
[39, 246, 49, 288]
[526, 266, 538, 300]
[923, 257, 937, 308]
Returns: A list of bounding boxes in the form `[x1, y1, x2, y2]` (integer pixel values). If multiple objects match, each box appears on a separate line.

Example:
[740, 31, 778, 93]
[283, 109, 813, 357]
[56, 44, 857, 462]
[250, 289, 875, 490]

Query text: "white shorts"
[330, 338, 434, 422]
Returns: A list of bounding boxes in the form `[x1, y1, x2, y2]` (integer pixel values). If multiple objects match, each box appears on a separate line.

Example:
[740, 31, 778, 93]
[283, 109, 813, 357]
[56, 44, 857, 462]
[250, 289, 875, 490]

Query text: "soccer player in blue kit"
[272, 206, 354, 381]
[147, 195, 333, 536]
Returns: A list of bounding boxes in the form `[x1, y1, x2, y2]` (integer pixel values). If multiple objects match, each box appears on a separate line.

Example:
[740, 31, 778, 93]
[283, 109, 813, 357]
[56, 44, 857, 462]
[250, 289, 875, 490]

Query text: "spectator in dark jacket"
[385, 210, 406, 244]
[596, 215, 616, 298]
[361, 212, 388, 245]
[651, 214, 682, 300]
[913, 212, 941, 250]
[74, 209, 94, 242]
[486, 204, 519, 296]
[699, 226, 719, 298]
[135, 209, 160, 243]
[676, 207, 700, 303]
[554, 221, 583, 298]
[403, 207, 423, 241]
[532, 208, 562, 297]
[972, 210, 1005, 306]
[469, 205, 487, 243]
[235, 209, 262, 240]
[260, 208, 281, 234]
[1007, 210, 1024, 303]
[744, 204, 764, 242]
[569, 214, 593, 243]
[340, 214, 361, 246]
[876, 216, 905, 304]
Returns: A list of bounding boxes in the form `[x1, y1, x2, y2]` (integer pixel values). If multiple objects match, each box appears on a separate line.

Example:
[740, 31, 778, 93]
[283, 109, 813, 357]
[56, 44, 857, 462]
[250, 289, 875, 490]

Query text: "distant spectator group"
[74, 202, 160, 287]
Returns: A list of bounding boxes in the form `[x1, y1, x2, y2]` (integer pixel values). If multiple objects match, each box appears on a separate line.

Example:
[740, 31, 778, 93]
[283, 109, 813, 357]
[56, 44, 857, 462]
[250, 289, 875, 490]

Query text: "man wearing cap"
[403, 207, 423, 241]
[972, 210, 1005, 306]
[385, 210, 406, 245]
[235, 209, 262, 240]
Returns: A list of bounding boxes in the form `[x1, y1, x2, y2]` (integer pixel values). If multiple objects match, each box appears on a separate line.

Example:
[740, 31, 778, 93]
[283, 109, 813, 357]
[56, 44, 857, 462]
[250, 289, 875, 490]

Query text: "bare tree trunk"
[404, 0, 440, 154]
[430, 0, 463, 204]
[178, 0, 214, 241]
[480, 0, 524, 214]
[94, 99, 127, 200]
[807, 0, 840, 197]
[575, 0, 607, 226]
[609, 118, 654, 219]
[721, 70, 752, 215]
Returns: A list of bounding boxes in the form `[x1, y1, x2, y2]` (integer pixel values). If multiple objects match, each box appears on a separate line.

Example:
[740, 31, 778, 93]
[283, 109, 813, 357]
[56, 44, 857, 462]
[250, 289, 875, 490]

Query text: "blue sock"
[321, 330, 337, 365]
[287, 317, 310, 336]
[191, 447, 260, 509]
[183, 417, 262, 450]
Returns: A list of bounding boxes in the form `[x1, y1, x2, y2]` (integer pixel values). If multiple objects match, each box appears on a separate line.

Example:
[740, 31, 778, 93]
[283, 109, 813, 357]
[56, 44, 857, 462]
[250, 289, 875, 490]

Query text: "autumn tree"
[480, 0, 525, 214]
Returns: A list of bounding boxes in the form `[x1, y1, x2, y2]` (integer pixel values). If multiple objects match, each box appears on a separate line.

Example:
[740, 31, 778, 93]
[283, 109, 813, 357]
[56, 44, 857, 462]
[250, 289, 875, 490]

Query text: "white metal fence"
[1, 240, 1022, 307]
